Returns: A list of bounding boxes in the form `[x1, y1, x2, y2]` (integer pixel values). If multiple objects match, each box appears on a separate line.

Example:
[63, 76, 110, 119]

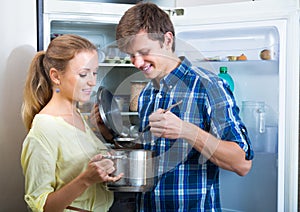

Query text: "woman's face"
[59, 50, 98, 103]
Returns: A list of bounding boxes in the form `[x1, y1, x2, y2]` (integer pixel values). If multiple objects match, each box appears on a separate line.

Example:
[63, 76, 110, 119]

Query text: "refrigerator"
[42, 0, 299, 211]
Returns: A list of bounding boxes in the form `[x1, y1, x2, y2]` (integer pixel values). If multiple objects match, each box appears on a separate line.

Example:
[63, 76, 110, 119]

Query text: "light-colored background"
[0, 0, 36, 211]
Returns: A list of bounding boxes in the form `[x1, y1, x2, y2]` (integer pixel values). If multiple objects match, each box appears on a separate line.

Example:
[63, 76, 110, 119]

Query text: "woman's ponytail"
[22, 51, 52, 131]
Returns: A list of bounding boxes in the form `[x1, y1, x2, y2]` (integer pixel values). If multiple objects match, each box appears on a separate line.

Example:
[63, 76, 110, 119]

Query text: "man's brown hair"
[116, 2, 175, 52]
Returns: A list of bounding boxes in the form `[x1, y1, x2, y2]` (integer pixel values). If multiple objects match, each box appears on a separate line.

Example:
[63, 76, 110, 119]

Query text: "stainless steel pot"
[107, 149, 157, 192]
[96, 87, 157, 192]
[113, 137, 142, 149]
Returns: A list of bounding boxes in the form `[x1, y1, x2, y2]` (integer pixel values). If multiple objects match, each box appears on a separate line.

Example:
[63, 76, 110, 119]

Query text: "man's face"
[127, 31, 176, 83]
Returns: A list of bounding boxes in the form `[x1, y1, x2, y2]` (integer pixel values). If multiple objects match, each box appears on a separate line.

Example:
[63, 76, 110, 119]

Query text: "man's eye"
[79, 74, 87, 77]
[93, 72, 98, 76]
[129, 50, 150, 58]
[140, 50, 150, 56]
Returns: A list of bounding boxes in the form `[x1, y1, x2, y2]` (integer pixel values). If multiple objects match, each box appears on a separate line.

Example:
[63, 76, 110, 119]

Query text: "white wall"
[0, 0, 37, 211]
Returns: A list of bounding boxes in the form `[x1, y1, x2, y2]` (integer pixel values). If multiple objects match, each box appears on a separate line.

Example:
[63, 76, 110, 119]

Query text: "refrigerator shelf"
[80, 112, 138, 116]
[99, 62, 134, 67]
[194, 59, 279, 75]
[199, 60, 278, 63]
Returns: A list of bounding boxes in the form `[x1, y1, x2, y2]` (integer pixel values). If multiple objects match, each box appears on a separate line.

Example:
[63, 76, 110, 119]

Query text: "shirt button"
[169, 85, 173, 89]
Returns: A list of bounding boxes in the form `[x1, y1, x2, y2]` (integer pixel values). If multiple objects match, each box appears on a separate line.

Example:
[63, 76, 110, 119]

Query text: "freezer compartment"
[50, 20, 117, 49]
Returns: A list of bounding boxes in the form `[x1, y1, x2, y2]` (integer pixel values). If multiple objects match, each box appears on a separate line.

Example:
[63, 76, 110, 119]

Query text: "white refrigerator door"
[171, 1, 299, 211]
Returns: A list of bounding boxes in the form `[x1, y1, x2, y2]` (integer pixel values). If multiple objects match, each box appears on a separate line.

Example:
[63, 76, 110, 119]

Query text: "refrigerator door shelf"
[176, 26, 279, 62]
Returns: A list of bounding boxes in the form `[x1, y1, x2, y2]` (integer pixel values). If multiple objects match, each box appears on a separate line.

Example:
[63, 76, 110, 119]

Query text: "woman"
[21, 34, 122, 212]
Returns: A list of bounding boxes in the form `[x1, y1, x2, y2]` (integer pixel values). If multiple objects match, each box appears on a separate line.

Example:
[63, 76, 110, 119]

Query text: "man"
[116, 2, 253, 211]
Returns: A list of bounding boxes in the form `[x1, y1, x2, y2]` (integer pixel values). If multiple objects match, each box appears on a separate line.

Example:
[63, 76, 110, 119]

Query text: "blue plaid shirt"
[138, 57, 253, 212]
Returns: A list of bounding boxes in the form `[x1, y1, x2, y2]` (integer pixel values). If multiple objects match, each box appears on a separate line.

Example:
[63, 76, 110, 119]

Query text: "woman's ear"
[49, 68, 60, 85]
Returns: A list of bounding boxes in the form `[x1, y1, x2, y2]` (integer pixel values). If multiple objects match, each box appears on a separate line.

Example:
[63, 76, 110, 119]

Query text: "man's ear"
[164, 31, 174, 50]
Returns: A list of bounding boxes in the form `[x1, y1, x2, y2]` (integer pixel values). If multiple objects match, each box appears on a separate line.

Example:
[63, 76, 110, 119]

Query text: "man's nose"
[132, 54, 144, 69]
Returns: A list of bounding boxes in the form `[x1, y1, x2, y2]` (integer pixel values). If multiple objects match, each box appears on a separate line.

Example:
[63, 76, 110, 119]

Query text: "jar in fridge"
[241, 101, 266, 152]
[129, 81, 148, 112]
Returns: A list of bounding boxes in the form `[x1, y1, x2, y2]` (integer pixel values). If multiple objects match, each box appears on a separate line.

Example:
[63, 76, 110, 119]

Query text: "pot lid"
[97, 86, 124, 138]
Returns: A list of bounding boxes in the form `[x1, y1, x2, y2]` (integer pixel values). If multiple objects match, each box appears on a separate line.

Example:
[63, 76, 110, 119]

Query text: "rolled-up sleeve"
[21, 135, 56, 211]
[207, 79, 254, 160]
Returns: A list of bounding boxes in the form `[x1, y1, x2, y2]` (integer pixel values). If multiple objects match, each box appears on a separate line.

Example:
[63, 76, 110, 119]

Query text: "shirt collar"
[152, 56, 191, 90]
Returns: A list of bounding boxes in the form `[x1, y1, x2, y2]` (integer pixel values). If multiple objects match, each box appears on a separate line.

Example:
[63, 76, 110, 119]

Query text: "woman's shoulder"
[32, 114, 63, 128]
[28, 114, 68, 141]
[23, 115, 62, 155]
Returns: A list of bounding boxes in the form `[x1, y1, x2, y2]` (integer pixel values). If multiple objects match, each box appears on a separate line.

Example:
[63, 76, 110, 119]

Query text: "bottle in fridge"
[218, 66, 235, 92]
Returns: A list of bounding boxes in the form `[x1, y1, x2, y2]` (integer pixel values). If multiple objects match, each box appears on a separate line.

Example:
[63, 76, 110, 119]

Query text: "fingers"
[90, 153, 104, 162]
[95, 159, 114, 171]
[90, 104, 104, 125]
[89, 154, 124, 183]
[149, 111, 168, 131]
[149, 111, 182, 139]
[89, 152, 127, 183]
[106, 173, 124, 182]
[105, 166, 115, 174]
[97, 166, 124, 183]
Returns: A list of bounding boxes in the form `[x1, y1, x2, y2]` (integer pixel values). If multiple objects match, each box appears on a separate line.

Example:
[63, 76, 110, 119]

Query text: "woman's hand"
[84, 154, 123, 185]
[90, 104, 113, 141]
[43, 153, 123, 211]
[90, 104, 102, 127]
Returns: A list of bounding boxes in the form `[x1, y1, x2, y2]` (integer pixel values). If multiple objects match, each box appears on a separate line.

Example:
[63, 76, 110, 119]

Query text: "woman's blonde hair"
[21, 34, 96, 131]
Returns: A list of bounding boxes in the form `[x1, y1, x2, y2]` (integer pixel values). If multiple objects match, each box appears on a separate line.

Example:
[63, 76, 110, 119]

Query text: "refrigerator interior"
[176, 22, 283, 211]
[45, 4, 298, 210]
[51, 20, 282, 212]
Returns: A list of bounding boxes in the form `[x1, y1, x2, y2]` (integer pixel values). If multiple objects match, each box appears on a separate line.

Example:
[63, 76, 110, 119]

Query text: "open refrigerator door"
[172, 1, 299, 211]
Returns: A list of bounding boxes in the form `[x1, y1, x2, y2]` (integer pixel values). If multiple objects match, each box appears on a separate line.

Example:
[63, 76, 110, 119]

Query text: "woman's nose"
[88, 74, 97, 86]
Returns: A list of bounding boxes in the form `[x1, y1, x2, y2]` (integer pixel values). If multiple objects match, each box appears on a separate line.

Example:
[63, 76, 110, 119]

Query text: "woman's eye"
[79, 71, 97, 78]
